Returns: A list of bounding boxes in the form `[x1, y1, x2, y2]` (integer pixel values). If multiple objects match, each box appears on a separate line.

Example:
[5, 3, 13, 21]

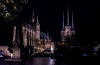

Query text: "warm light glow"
[51, 47, 53, 50]
[32, 18, 35, 22]
[51, 42, 55, 54]
[11, 53, 13, 58]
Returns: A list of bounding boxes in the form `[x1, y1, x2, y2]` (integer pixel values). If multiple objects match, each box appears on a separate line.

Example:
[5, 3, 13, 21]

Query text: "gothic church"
[61, 7, 75, 44]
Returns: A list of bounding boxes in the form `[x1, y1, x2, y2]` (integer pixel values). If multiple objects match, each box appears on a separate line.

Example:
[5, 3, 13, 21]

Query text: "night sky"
[22, 0, 100, 42]
[21, 0, 100, 41]
[1, 0, 100, 45]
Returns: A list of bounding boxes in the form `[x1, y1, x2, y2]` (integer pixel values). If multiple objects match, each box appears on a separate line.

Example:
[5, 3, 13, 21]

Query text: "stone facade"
[12, 11, 41, 59]
[0, 46, 10, 56]
[0, 10, 52, 60]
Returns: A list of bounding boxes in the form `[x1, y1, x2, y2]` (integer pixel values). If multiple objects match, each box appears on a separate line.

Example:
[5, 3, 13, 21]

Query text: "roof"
[66, 25, 71, 27]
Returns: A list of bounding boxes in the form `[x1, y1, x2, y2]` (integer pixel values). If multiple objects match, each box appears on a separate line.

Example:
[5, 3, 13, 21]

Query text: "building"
[11, 10, 53, 59]
[40, 32, 52, 50]
[0, 10, 52, 60]
[11, 10, 43, 59]
[61, 7, 75, 45]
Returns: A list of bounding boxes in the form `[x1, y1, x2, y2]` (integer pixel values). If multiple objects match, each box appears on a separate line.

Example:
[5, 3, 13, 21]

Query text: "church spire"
[67, 7, 69, 25]
[50, 36, 52, 40]
[72, 12, 74, 29]
[47, 32, 49, 40]
[62, 12, 64, 30]
[37, 15, 39, 24]
[33, 10, 34, 17]
[32, 10, 35, 22]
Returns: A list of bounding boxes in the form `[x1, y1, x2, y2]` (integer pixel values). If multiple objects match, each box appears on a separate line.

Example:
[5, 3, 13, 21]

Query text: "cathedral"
[13, 10, 40, 48]
[11, 10, 52, 59]
[11, 10, 41, 59]
[61, 7, 75, 44]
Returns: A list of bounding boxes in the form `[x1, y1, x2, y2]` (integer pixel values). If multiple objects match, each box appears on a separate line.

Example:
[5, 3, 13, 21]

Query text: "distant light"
[60, 54, 62, 56]
[51, 47, 53, 50]
[11, 53, 13, 58]
[49, 58, 56, 65]
[55, 48, 57, 50]
[94, 53, 97, 55]
[94, 47, 99, 51]
[94, 49, 95, 52]
[83, 53, 88, 56]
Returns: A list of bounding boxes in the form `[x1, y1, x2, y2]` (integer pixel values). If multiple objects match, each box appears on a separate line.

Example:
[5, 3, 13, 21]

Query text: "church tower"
[36, 16, 40, 40]
[64, 7, 71, 37]
[32, 10, 35, 23]
[31, 10, 40, 40]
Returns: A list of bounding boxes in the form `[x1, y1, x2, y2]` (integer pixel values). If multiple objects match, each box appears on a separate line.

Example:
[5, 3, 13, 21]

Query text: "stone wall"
[0, 46, 11, 56]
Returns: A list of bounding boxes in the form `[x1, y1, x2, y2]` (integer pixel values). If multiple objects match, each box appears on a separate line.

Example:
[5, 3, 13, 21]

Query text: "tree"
[0, 0, 28, 25]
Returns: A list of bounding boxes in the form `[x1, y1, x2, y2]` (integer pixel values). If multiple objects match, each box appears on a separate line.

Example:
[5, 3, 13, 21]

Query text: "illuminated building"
[61, 7, 75, 45]
[11, 10, 42, 59]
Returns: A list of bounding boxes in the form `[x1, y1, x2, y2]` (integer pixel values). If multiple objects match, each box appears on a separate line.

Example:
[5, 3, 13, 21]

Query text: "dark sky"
[0, 0, 96, 43]
[22, 0, 100, 42]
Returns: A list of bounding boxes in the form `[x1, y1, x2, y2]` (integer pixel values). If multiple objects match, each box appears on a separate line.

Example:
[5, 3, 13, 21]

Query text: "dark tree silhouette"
[0, 0, 28, 25]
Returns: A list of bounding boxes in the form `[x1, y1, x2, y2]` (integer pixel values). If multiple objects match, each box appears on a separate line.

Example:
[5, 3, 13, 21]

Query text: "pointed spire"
[67, 7, 69, 25]
[37, 15, 39, 24]
[72, 12, 74, 30]
[32, 10, 35, 22]
[50, 36, 52, 40]
[72, 12, 74, 28]
[62, 12, 64, 30]
[47, 32, 49, 40]
[33, 10, 34, 17]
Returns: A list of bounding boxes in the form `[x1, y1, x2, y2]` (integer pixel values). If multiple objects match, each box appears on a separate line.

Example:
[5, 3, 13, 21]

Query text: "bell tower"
[36, 16, 40, 40]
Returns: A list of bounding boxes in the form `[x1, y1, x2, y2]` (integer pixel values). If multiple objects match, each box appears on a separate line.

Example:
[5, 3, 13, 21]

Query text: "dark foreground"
[0, 56, 100, 65]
